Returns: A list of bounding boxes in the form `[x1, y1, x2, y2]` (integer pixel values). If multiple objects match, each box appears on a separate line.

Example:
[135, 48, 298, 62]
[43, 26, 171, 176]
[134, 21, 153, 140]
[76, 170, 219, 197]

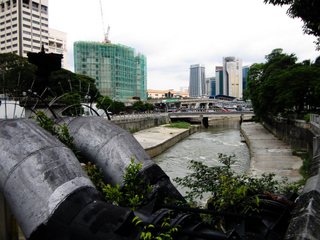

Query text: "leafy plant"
[82, 162, 106, 193]
[299, 152, 313, 182]
[31, 110, 80, 159]
[303, 113, 311, 122]
[133, 213, 179, 240]
[103, 157, 153, 210]
[174, 153, 302, 209]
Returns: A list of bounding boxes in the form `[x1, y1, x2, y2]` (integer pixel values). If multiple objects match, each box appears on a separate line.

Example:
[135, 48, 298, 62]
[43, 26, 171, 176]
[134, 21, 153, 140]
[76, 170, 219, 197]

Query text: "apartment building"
[0, 0, 49, 57]
[48, 28, 67, 69]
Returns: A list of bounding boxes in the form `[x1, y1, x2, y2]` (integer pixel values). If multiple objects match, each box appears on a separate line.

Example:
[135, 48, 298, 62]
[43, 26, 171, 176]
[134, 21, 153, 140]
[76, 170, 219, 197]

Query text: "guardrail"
[311, 114, 320, 132]
[110, 112, 169, 122]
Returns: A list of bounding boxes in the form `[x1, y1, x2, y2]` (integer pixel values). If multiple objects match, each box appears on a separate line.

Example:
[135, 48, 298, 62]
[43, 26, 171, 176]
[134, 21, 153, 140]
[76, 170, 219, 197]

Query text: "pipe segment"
[0, 119, 96, 239]
[57, 116, 185, 202]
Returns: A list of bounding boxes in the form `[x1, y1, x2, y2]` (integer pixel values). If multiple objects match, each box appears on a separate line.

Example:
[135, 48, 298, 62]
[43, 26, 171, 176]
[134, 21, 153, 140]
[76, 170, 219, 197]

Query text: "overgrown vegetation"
[292, 150, 313, 182]
[31, 110, 80, 159]
[174, 153, 301, 210]
[103, 157, 153, 210]
[174, 153, 302, 232]
[166, 121, 193, 129]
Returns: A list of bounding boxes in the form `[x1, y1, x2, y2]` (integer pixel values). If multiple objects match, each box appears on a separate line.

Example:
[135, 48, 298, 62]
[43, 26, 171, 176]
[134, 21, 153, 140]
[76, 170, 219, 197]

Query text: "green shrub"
[174, 153, 302, 209]
[103, 157, 153, 210]
[166, 121, 193, 129]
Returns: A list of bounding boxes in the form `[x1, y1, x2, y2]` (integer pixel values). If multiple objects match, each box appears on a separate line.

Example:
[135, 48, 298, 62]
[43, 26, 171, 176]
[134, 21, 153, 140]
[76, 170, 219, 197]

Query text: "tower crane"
[99, 0, 111, 43]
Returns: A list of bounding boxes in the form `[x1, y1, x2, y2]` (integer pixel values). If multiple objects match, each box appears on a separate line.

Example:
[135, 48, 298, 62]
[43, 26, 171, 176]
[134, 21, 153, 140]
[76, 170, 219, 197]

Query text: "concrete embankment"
[241, 122, 303, 182]
[133, 125, 199, 157]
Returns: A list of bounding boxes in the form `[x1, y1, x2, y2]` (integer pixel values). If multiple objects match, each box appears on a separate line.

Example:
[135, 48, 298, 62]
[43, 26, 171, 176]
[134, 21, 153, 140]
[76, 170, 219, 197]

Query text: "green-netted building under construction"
[74, 41, 147, 101]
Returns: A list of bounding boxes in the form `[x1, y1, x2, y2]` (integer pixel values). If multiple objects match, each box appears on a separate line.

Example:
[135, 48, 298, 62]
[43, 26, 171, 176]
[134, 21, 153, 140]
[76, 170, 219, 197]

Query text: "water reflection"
[153, 124, 250, 197]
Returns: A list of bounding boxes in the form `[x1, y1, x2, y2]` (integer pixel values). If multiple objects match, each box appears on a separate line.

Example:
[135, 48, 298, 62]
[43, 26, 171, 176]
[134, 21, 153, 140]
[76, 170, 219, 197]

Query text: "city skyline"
[32, 1, 320, 91]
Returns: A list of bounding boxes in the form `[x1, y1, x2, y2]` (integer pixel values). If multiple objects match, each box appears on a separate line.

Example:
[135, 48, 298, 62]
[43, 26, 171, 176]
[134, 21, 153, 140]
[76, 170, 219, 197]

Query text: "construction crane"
[99, 0, 111, 43]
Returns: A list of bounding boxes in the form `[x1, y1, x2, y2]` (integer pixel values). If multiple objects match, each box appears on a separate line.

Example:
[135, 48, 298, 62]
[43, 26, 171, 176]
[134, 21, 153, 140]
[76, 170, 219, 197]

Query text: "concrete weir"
[133, 125, 199, 157]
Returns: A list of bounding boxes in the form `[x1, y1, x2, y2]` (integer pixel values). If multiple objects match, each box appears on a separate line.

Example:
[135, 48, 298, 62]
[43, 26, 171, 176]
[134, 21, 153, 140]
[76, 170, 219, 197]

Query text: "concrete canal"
[153, 120, 250, 197]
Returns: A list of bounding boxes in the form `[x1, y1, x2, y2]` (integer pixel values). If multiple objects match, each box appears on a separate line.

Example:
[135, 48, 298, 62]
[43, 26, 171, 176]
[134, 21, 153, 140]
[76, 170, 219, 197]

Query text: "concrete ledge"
[144, 127, 199, 158]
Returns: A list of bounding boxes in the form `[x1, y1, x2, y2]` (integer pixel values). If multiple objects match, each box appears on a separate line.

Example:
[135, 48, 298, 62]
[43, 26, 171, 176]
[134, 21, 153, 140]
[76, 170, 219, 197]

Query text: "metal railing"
[109, 112, 168, 122]
[311, 114, 320, 132]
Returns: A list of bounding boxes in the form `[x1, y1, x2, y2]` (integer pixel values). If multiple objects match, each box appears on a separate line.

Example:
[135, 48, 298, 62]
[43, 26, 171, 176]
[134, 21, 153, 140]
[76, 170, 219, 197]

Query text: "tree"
[144, 102, 154, 112]
[96, 96, 126, 114]
[132, 100, 146, 112]
[264, 0, 320, 50]
[96, 95, 113, 110]
[247, 48, 320, 119]
[113, 101, 126, 114]
[0, 53, 103, 116]
[0, 53, 37, 98]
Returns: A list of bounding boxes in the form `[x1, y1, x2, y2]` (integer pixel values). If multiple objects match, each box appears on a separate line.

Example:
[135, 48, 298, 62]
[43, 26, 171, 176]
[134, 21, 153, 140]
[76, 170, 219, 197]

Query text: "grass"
[130, 128, 139, 134]
[165, 121, 194, 129]
[292, 149, 313, 184]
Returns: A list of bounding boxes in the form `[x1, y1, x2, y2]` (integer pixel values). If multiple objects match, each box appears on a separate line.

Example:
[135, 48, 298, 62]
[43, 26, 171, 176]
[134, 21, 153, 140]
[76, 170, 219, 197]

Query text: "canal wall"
[111, 114, 170, 132]
[244, 115, 320, 240]
[262, 116, 314, 156]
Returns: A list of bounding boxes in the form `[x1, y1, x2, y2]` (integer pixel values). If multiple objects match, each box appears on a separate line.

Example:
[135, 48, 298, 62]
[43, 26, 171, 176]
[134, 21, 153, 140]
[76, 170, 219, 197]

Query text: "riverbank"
[133, 125, 199, 157]
[240, 122, 303, 182]
[134, 120, 303, 183]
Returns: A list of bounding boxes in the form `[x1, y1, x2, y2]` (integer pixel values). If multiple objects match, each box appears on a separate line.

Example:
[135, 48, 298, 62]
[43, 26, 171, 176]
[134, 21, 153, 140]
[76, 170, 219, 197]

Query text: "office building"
[189, 64, 205, 98]
[223, 57, 243, 99]
[0, 0, 49, 57]
[242, 65, 250, 90]
[74, 41, 147, 101]
[205, 77, 215, 96]
[215, 66, 223, 95]
[48, 28, 67, 69]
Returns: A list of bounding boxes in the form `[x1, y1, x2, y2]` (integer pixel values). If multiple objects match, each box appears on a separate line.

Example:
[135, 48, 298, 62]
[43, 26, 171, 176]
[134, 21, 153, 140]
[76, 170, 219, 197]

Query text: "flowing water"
[153, 123, 250, 197]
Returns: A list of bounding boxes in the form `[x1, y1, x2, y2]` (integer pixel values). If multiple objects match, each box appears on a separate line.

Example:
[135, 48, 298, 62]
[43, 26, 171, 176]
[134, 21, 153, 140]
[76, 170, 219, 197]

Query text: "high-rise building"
[242, 65, 250, 90]
[215, 66, 223, 95]
[48, 28, 67, 69]
[189, 64, 205, 98]
[74, 41, 147, 101]
[210, 78, 216, 96]
[0, 0, 49, 57]
[205, 77, 215, 96]
[223, 57, 243, 99]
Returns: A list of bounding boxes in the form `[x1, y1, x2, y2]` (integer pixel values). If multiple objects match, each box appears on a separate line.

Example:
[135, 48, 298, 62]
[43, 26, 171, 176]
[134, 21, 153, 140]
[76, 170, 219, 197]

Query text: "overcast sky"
[49, 0, 320, 91]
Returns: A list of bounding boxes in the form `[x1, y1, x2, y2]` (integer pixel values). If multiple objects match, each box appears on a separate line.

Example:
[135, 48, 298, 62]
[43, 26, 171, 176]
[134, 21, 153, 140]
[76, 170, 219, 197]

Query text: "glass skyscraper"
[189, 64, 206, 98]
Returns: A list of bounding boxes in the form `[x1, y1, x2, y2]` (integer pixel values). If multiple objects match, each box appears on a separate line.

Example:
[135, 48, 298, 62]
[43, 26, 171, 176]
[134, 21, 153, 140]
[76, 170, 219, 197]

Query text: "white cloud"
[49, 0, 320, 91]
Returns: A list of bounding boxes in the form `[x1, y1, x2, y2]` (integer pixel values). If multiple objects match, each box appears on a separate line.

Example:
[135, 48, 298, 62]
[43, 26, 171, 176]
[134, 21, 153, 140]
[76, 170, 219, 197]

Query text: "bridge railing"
[110, 112, 168, 121]
[311, 114, 320, 133]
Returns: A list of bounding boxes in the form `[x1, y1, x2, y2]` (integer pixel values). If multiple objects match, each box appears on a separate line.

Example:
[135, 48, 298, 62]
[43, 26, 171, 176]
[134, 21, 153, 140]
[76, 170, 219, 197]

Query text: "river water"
[153, 122, 250, 197]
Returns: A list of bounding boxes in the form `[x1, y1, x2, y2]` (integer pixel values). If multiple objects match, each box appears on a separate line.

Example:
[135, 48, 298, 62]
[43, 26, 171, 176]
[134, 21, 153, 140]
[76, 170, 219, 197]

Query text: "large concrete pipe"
[0, 119, 140, 240]
[57, 117, 185, 203]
